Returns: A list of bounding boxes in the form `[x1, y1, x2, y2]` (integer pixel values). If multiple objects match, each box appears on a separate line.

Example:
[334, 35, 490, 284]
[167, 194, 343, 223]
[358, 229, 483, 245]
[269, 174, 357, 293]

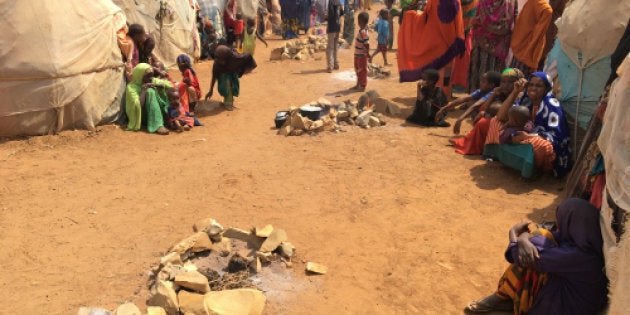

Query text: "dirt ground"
[0, 10, 566, 314]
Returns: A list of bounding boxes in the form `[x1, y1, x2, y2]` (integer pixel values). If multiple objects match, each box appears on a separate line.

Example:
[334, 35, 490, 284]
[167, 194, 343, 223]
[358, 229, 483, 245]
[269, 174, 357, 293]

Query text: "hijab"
[556, 198, 603, 256]
[212, 45, 257, 77]
[176, 54, 196, 77]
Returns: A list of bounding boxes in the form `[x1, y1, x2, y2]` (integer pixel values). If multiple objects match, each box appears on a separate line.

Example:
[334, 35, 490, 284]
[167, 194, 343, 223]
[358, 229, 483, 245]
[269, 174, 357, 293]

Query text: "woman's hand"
[143, 83, 155, 89]
[513, 78, 527, 94]
[517, 233, 540, 269]
[205, 91, 213, 100]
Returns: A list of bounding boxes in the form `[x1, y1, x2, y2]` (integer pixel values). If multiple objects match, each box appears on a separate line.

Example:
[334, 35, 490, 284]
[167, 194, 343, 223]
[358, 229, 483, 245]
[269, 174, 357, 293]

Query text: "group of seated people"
[406, 67, 571, 179]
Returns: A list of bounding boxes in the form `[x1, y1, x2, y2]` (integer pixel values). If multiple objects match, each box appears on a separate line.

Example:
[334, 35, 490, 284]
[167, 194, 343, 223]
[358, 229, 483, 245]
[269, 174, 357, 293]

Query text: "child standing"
[353, 12, 371, 91]
[406, 69, 449, 127]
[242, 18, 269, 55]
[326, 0, 342, 73]
[233, 13, 245, 51]
[385, 0, 400, 50]
[176, 54, 202, 113]
[371, 9, 390, 65]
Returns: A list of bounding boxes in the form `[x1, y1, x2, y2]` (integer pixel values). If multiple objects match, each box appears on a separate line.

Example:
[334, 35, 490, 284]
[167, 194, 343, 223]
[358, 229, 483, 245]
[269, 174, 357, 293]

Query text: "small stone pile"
[367, 63, 392, 79]
[78, 219, 302, 315]
[277, 94, 398, 136]
[270, 35, 347, 61]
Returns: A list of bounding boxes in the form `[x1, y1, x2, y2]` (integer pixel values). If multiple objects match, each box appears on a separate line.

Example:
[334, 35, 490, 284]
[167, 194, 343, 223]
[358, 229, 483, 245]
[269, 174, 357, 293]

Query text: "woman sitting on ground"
[125, 63, 172, 135]
[493, 71, 571, 177]
[128, 24, 159, 67]
[466, 198, 608, 314]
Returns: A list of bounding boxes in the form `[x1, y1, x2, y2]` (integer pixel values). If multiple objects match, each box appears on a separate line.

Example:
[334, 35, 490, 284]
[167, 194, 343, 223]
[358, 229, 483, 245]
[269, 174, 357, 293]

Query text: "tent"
[112, 0, 200, 66]
[0, 1, 127, 136]
[545, 0, 630, 153]
[198, 0, 226, 39]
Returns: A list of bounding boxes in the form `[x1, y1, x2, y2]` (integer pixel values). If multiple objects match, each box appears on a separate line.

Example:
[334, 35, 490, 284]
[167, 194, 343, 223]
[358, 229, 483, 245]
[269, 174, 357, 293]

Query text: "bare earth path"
[0, 16, 564, 314]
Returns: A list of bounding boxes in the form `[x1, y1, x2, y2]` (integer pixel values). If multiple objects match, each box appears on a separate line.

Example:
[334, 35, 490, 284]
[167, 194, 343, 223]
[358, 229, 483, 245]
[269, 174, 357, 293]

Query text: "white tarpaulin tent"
[112, 0, 200, 66]
[0, 0, 127, 136]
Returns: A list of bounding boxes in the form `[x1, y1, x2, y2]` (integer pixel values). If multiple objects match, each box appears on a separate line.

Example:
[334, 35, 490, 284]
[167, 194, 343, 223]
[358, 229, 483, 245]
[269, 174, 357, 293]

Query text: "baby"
[499, 106, 534, 144]
[167, 89, 193, 132]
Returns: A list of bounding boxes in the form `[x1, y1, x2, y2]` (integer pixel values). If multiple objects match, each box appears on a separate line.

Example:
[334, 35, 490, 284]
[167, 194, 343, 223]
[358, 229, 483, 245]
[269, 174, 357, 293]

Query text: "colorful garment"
[242, 28, 257, 55]
[397, 0, 465, 82]
[167, 103, 194, 129]
[125, 63, 173, 133]
[217, 73, 239, 105]
[176, 55, 201, 112]
[499, 199, 607, 314]
[510, 0, 552, 72]
[374, 18, 389, 45]
[453, 116, 490, 155]
[450, 0, 476, 88]
[354, 56, 368, 87]
[467, 0, 517, 91]
[354, 27, 369, 57]
[517, 72, 571, 177]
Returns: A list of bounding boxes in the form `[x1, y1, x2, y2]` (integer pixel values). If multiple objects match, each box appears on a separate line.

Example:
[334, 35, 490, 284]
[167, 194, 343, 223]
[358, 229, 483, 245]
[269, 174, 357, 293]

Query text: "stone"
[289, 129, 304, 136]
[210, 237, 231, 255]
[158, 264, 185, 281]
[250, 257, 262, 273]
[222, 228, 265, 249]
[177, 290, 209, 315]
[289, 112, 306, 130]
[355, 110, 374, 127]
[280, 52, 291, 60]
[175, 270, 211, 293]
[160, 252, 183, 267]
[368, 116, 381, 127]
[146, 306, 167, 315]
[78, 307, 111, 315]
[317, 97, 332, 106]
[278, 242, 295, 258]
[306, 262, 328, 274]
[147, 280, 179, 315]
[256, 224, 273, 237]
[310, 120, 324, 130]
[337, 110, 349, 119]
[259, 229, 287, 252]
[204, 288, 266, 315]
[171, 232, 213, 254]
[113, 303, 141, 315]
[269, 47, 284, 60]
[193, 218, 223, 234]
[373, 97, 401, 116]
[256, 251, 273, 263]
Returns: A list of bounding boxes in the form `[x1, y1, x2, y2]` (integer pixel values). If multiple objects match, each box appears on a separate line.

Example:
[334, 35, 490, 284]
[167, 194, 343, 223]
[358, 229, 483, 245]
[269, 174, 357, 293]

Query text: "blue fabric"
[517, 75, 572, 178]
[280, 0, 312, 29]
[483, 144, 536, 178]
[546, 39, 610, 131]
[470, 89, 493, 101]
[375, 18, 389, 45]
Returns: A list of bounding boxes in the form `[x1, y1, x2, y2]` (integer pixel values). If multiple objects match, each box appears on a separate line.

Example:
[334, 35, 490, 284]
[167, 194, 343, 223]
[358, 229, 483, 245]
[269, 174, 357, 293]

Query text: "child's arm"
[452, 97, 489, 134]
[256, 29, 268, 47]
[205, 72, 216, 100]
[435, 96, 472, 120]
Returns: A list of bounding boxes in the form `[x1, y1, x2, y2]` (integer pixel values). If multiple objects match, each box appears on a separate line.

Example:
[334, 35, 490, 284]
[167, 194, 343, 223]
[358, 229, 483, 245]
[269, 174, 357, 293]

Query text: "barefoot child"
[435, 71, 501, 122]
[205, 45, 257, 110]
[371, 9, 390, 65]
[176, 55, 202, 113]
[385, 0, 400, 50]
[242, 18, 268, 55]
[166, 89, 194, 132]
[406, 69, 449, 127]
[354, 12, 371, 91]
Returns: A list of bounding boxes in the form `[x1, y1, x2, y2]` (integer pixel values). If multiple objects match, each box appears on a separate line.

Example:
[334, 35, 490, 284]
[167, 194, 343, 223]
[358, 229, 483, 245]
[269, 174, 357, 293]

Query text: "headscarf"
[212, 45, 257, 77]
[518, 71, 571, 177]
[472, 0, 517, 61]
[502, 67, 524, 79]
[176, 54, 196, 77]
[556, 198, 603, 256]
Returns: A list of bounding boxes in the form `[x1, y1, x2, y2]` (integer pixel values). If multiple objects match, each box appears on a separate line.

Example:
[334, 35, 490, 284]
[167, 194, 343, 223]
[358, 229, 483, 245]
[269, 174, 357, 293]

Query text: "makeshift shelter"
[279, 0, 312, 38]
[113, 0, 200, 66]
[0, 1, 126, 136]
[545, 0, 630, 153]
[198, 0, 226, 39]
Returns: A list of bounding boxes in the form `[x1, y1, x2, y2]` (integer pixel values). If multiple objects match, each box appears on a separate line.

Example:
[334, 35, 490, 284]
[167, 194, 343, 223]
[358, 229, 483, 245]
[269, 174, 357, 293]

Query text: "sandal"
[465, 295, 513, 313]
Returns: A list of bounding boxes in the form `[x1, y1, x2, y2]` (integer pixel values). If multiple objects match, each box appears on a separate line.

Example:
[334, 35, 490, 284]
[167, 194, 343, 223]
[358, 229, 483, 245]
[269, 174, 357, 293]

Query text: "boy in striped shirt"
[354, 12, 371, 91]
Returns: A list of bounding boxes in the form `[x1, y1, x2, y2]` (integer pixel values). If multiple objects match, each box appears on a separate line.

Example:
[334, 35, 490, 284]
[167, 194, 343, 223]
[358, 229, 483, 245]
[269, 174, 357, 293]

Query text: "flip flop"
[465, 297, 513, 313]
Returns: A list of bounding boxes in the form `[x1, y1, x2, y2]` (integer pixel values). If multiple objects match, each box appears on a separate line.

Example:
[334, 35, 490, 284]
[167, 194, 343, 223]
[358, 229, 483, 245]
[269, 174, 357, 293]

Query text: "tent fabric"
[112, 0, 199, 67]
[546, 40, 610, 130]
[556, 0, 630, 69]
[198, 0, 226, 38]
[598, 54, 630, 212]
[0, 0, 126, 136]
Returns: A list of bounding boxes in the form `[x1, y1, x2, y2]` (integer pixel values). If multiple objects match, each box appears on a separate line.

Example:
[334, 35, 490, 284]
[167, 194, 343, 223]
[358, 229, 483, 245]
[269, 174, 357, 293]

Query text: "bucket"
[299, 105, 322, 121]
[274, 111, 289, 128]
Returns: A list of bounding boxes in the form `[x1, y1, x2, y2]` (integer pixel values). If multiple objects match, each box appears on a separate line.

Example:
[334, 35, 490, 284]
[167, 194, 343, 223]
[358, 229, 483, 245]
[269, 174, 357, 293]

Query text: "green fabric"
[483, 144, 537, 178]
[125, 63, 172, 133]
[217, 73, 239, 98]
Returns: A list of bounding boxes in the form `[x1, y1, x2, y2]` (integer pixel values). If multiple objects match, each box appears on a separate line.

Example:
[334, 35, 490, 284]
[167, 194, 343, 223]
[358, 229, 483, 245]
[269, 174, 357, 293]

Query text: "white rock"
[174, 270, 211, 293]
[306, 262, 328, 274]
[146, 306, 167, 315]
[147, 280, 179, 315]
[255, 225, 274, 238]
[113, 303, 141, 315]
[204, 288, 266, 315]
[78, 307, 111, 315]
[177, 290, 209, 315]
[259, 229, 288, 252]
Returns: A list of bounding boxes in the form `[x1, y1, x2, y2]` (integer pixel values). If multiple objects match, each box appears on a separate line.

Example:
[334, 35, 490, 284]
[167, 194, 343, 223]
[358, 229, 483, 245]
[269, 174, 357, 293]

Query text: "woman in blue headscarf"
[493, 71, 571, 177]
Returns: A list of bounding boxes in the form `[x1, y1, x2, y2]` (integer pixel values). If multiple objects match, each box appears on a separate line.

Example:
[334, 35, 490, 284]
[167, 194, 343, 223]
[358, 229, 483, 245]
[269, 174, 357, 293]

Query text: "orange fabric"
[520, 136, 555, 172]
[485, 116, 504, 144]
[510, 0, 552, 71]
[453, 116, 491, 155]
[397, 0, 465, 82]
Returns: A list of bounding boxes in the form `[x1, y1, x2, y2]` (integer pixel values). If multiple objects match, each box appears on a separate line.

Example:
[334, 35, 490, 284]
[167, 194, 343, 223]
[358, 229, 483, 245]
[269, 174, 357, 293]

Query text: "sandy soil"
[0, 9, 565, 314]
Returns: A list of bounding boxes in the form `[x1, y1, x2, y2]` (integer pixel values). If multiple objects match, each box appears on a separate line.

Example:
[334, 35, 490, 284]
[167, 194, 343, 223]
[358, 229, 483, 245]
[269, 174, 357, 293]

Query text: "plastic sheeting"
[112, 0, 199, 67]
[0, 0, 126, 136]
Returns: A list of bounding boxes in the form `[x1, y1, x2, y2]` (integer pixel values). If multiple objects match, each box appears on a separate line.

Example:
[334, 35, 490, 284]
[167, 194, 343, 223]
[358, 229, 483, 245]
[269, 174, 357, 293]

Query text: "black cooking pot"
[299, 105, 322, 121]
[274, 111, 289, 128]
